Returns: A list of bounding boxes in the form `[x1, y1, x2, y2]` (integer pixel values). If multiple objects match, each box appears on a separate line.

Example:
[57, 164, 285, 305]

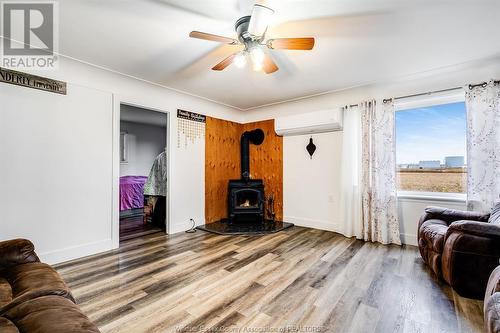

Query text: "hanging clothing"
[144, 151, 167, 196]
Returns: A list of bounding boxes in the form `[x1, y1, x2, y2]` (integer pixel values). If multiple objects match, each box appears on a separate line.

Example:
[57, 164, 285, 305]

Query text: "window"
[395, 100, 467, 194]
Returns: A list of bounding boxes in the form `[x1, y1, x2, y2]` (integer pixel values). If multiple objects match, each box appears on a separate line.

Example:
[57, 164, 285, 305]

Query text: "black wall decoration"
[306, 137, 316, 159]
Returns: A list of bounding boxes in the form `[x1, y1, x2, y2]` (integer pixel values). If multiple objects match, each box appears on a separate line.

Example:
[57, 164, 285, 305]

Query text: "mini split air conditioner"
[274, 108, 343, 136]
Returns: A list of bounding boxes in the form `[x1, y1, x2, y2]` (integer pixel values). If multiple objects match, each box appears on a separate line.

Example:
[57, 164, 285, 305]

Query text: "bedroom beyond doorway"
[119, 104, 168, 242]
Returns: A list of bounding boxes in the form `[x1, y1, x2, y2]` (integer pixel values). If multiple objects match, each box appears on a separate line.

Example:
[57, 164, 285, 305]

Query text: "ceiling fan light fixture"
[234, 52, 247, 68]
[189, 3, 314, 74]
[250, 47, 265, 65]
[247, 4, 274, 37]
[252, 61, 263, 72]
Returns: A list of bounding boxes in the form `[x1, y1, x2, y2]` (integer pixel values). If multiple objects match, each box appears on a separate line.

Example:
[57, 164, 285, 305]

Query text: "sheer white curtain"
[465, 81, 500, 212]
[338, 101, 401, 245]
[338, 105, 363, 239]
[360, 100, 401, 245]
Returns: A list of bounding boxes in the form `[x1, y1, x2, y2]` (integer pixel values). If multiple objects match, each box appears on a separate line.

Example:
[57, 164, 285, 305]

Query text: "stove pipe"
[240, 129, 265, 181]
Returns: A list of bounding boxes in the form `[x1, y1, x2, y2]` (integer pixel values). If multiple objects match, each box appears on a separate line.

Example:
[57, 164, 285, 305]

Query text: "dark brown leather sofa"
[418, 202, 500, 299]
[485, 264, 500, 333]
[0, 239, 100, 332]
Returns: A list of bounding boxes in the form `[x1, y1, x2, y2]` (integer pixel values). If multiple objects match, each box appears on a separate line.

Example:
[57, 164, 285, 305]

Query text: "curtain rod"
[348, 80, 500, 108]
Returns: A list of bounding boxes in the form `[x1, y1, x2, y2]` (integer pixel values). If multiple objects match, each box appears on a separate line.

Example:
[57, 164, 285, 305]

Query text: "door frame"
[111, 97, 171, 248]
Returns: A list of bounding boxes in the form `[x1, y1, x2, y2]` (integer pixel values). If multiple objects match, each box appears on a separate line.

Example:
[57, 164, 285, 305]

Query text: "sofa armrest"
[422, 206, 490, 224]
[0, 239, 40, 269]
[448, 220, 500, 239]
[418, 206, 488, 235]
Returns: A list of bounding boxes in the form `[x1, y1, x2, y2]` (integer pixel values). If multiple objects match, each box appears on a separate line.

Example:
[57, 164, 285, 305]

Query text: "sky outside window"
[395, 102, 467, 165]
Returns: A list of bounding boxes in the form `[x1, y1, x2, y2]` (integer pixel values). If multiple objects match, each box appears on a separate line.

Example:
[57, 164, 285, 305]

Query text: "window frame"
[394, 90, 466, 202]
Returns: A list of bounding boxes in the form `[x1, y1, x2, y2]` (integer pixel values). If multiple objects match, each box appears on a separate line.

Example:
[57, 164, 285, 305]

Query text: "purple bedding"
[120, 176, 148, 211]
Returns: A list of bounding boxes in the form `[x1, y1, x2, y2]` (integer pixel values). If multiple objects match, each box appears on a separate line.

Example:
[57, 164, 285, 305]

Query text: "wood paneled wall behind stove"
[243, 120, 283, 221]
[205, 117, 283, 223]
[205, 117, 241, 223]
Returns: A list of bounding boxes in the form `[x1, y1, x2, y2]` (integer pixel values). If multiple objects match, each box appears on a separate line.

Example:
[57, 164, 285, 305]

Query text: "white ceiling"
[57, 0, 500, 110]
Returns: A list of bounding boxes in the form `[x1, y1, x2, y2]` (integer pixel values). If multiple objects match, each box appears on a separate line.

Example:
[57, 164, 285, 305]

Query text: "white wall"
[0, 56, 242, 264]
[120, 121, 166, 177]
[243, 58, 500, 246]
[398, 198, 466, 245]
[283, 132, 342, 232]
[0, 82, 114, 263]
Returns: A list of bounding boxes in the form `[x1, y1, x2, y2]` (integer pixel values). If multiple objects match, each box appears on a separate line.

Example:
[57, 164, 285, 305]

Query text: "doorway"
[119, 104, 168, 242]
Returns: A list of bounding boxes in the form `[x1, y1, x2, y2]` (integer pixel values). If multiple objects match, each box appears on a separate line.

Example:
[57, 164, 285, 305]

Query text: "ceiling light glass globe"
[250, 47, 265, 65]
[252, 61, 263, 72]
[234, 52, 246, 68]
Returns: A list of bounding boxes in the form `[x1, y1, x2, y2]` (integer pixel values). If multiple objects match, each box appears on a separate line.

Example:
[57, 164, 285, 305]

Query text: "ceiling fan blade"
[248, 4, 274, 37]
[212, 53, 238, 71]
[262, 53, 278, 74]
[189, 31, 238, 44]
[267, 38, 315, 50]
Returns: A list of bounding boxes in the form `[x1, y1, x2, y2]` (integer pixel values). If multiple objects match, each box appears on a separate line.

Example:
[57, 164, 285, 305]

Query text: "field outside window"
[395, 101, 467, 194]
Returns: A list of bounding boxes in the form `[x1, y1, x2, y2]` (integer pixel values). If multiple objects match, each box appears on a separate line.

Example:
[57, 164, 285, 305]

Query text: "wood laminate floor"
[120, 215, 162, 242]
[55, 227, 484, 333]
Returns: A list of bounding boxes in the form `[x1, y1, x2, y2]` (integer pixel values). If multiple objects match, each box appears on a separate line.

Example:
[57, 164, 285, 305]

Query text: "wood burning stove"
[228, 179, 264, 222]
[228, 129, 265, 223]
[197, 127, 294, 235]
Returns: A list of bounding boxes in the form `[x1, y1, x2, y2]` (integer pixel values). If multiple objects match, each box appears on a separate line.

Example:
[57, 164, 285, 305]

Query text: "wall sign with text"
[0, 67, 66, 94]
[177, 109, 206, 123]
[177, 109, 205, 148]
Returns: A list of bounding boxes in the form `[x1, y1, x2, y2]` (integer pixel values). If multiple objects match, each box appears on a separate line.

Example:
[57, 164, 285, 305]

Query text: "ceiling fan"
[189, 3, 315, 74]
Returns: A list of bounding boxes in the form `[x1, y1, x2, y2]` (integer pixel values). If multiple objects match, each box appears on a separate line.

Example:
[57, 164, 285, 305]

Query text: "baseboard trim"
[284, 216, 338, 232]
[285, 216, 417, 246]
[39, 239, 113, 265]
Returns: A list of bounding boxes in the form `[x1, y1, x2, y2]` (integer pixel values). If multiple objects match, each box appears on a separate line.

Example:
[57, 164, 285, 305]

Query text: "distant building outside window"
[395, 101, 467, 194]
